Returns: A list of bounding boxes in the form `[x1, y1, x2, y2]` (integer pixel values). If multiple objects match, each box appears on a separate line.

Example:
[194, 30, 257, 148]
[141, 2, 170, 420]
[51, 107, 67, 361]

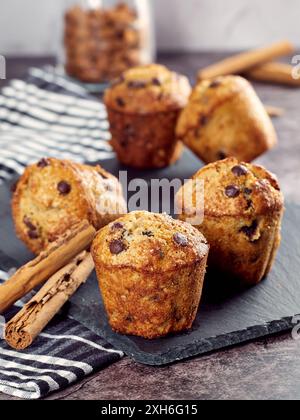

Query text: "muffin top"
[176, 158, 284, 220]
[12, 158, 126, 252]
[176, 75, 253, 138]
[104, 64, 192, 114]
[92, 211, 209, 273]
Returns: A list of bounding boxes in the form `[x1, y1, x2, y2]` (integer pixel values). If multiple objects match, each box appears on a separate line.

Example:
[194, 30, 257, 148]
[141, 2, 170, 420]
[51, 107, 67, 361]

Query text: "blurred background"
[0, 0, 299, 56]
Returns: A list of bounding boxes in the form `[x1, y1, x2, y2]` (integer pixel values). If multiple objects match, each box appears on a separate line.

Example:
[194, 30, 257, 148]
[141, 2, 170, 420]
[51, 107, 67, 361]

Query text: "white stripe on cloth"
[0, 270, 9, 281]
[0, 368, 59, 392]
[0, 358, 78, 384]
[0, 140, 88, 163]
[0, 133, 113, 158]
[1, 87, 105, 119]
[40, 333, 124, 357]
[0, 348, 93, 374]
[12, 75, 106, 113]
[28, 67, 89, 98]
[0, 123, 112, 150]
[0, 378, 41, 399]
[0, 157, 24, 174]
[0, 107, 109, 134]
[0, 319, 123, 358]
[0, 145, 112, 166]
[0, 152, 41, 167]
[0, 170, 12, 180]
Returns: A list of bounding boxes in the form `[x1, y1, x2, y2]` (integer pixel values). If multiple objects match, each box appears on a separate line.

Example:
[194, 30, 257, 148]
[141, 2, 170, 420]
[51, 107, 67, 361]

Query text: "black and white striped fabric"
[0, 65, 114, 184]
[0, 67, 123, 399]
[0, 252, 123, 400]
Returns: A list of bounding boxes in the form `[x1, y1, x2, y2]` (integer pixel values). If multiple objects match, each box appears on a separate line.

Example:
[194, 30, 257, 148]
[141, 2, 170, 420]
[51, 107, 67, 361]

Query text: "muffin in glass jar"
[63, 0, 155, 85]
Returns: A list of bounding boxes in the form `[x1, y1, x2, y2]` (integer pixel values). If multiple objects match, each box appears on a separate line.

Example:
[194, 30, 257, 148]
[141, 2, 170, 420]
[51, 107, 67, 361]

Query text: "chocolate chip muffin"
[176, 76, 277, 163]
[104, 64, 192, 169]
[91, 211, 209, 339]
[12, 158, 127, 254]
[176, 158, 284, 285]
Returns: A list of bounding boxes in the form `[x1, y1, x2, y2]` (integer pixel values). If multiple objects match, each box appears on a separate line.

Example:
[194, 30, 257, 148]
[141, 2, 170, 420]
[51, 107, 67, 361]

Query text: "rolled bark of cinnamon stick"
[0, 220, 96, 314]
[246, 62, 300, 86]
[198, 40, 295, 80]
[5, 251, 94, 350]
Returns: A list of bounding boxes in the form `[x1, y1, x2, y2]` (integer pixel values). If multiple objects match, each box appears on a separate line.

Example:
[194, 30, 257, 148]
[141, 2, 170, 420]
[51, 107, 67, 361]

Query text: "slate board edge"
[71, 303, 298, 366]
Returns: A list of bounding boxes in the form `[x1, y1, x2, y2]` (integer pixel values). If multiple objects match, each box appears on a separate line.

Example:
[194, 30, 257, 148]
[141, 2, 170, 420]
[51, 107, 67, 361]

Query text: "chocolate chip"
[244, 188, 253, 195]
[28, 229, 39, 239]
[217, 151, 227, 160]
[127, 80, 146, 89]
[173, 232, 189, 247]
[209, 79, 222, 88]
[150, 295, 160, 302]
[23, 216, 36, 231]
[120, 139, 128, 148]
[232, 165, 248, 177]
[152, 77, 161, 86]
[37, 158, 49, 168]
[199, 115, 209, 126]
[116, 29, 124, 39]
[125, 315, 133, 322]
[116, 97, 125, 107]
[142, 230, 154, 237]
[109, 239, 126, 255]
[124, 124, 135, 137]
[225, 185, 240, 198]
[240, 220, 258, 239]
[111, 222, 124, 230]
[246, 199, 253, 209]
[57, 181, 71, 195]
[10, 179, 19, 193]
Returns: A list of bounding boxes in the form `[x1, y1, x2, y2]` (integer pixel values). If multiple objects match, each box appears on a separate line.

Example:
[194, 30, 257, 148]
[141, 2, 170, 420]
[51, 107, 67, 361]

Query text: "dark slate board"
[1, 154, 300, 366]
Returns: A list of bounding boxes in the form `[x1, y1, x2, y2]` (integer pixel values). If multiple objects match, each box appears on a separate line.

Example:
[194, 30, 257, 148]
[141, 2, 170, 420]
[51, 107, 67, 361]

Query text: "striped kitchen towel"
[0, 252, 123, 400]
[0, 65, 114, 184]
[0, 67, 123, 399]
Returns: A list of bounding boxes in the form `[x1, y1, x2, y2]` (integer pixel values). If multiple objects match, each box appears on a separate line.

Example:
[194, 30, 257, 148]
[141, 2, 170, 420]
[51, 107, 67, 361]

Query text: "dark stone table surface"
[0, 53, 300, 400]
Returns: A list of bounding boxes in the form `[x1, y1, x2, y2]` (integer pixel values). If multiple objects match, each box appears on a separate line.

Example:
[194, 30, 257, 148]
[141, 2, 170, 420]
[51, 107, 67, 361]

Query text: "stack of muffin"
[64, 3, 145, 83]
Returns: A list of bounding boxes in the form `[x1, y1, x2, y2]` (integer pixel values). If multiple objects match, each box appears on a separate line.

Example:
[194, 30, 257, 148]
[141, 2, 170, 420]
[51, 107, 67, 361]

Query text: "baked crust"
[176, 75, 277, 163]
[104, 64, 191, 168]
[104, 64, 191, 114]
[12, 158, 127, 254]
[107, 108, 183, 169]
[91, 211, 209, 339]
[176, 158, 284, 285]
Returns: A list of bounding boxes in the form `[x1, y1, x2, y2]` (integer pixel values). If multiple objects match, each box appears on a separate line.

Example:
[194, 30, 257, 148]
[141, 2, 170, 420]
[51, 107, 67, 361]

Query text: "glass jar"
[63, 0, 155, 87]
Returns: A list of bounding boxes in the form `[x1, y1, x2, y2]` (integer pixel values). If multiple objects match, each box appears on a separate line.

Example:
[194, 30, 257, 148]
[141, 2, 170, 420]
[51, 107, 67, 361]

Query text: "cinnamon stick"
[5, 251, 94, 350]
[0, 220, 96, 314]
[246, 62, 300, 86]
[198, 40, 295, 80]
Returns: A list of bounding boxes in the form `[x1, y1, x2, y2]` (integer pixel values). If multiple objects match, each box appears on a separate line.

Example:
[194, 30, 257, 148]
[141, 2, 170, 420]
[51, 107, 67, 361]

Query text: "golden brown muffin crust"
[12, 158, 127, 254]
[178, 157, 283, 219]
[92, 211, 208, 273]
[104, 64, 192, 114]
[92, 211, 209, 339]
[176, 158, 284, 285]
[176, 75, 277, 163]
